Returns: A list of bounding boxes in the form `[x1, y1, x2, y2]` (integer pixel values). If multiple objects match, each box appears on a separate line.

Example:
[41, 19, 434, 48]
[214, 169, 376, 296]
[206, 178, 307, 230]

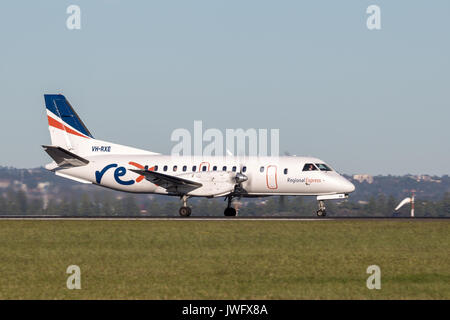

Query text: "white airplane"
[42, 94, 355, 217]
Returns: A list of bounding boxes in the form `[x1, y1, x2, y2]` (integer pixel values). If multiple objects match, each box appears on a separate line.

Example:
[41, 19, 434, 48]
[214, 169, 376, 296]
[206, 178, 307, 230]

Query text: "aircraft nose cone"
[343, 179, 355, 193]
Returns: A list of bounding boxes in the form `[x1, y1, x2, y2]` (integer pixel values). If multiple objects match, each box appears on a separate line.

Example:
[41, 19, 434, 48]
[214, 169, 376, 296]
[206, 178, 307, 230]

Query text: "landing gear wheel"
[316, 200, 327, 217]
[224, 207, 237, 216]
[179, 206, 191, 217]
[316, 209, 326, 217]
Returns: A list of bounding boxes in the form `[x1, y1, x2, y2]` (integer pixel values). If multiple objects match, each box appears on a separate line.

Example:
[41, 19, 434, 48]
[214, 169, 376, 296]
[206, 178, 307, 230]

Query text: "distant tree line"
[1, 167, 449, 216]
[0, 190, 449, 217]
[236, 193, 450, 217]
[0, 190, 140, 216]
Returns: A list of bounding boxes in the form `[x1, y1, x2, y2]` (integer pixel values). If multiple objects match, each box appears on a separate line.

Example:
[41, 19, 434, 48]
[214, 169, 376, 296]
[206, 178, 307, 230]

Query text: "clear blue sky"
[0, 1, 449, 175]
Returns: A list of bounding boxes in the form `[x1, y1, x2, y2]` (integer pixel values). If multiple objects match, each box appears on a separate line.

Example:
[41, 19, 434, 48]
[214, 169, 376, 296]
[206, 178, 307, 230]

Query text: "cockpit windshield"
[315, 163, 332, 171]
[302, 163, 318, 171]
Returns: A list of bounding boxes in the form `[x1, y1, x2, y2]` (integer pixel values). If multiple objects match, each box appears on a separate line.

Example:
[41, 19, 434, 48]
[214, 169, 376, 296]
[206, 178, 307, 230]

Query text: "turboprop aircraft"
[42, 94, 355, 217]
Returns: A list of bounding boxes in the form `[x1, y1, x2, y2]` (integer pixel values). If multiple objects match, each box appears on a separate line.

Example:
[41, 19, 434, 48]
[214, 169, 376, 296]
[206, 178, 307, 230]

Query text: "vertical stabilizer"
[43, 94, 159, 157]
[44, 94, 93, 152]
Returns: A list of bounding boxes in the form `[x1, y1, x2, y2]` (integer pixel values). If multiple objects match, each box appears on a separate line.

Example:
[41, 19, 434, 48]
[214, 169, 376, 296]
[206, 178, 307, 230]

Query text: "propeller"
[234, 156, 248, 190]
[227, 160, 248, 212]
[226, 150, 248, 191]
[224, 151, 248, 196]
[235, 172, 248, 184]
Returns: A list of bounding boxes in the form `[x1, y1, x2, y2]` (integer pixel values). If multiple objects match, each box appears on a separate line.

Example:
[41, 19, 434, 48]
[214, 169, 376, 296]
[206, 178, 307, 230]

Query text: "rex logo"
[95, 162, 154, 185]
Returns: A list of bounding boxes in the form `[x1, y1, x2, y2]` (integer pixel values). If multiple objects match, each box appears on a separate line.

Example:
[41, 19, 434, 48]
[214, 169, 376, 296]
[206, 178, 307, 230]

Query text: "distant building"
[353, 174, 374, 184]
[13, 180, 27, 192]
[37, 182, 50, 191]
[413, 175, 441, 183]
[0, 180, 10, 189]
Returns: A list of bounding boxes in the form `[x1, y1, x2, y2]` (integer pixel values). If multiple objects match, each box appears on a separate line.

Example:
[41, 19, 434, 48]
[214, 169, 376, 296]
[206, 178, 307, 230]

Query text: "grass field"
[0, 220, 449, 299]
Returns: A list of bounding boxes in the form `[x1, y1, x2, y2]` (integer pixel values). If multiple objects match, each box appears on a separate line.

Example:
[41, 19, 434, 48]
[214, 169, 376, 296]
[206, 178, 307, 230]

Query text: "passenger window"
[202, 166, 207, 172]
[302, 163, 318, 171]
[284, 168, 288, 175]
[242, 166, 247, 173]
[154, 165, 158, 171]
[213, 166, 217, 171]
[163, 165, 168, 172]
[260, 166, 264, 173]
[173, 165, 178, 172]
[222, 166, 227, 171]
[192, 165, 197, 172]
[315, 163, 332, 171]
[232, 166, 237, 172]
[182, 165, 187, 172]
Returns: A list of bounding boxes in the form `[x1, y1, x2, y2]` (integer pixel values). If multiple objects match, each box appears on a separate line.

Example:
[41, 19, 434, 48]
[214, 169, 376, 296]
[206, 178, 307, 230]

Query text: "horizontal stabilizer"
[42, 145, 89, 168]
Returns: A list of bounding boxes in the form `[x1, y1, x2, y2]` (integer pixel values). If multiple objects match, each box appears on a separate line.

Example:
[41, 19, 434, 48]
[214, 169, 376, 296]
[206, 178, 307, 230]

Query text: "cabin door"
[266, 165, 278, 189]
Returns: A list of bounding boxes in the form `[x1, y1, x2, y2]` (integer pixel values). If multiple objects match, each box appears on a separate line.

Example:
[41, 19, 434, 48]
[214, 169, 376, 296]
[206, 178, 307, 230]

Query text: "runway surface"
[0, 215, 448, 221]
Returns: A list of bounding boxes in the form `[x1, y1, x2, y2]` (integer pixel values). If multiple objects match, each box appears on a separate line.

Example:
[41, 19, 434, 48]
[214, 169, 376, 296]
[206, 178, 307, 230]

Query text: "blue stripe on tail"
[44, 94, 94, 138]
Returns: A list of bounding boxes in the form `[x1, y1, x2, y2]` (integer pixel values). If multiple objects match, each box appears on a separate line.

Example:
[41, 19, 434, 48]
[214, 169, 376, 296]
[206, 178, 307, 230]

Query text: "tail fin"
[45, 94, 93, 151]
[44, 94, 159, 157]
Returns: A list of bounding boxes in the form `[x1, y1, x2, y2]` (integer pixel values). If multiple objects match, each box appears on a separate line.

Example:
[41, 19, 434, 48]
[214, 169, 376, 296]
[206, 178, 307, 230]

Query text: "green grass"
[0, 220, 449, 299]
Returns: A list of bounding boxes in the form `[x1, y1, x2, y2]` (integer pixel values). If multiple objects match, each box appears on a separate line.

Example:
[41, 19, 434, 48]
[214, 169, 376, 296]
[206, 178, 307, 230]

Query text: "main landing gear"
[316, 200, 327, 217]
[179, 195, 192, 217]
[224, 195, 237, 216]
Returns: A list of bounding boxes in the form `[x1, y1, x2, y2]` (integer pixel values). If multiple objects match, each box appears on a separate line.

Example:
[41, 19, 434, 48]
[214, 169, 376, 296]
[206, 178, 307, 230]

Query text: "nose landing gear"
[316, 200, 327, 217]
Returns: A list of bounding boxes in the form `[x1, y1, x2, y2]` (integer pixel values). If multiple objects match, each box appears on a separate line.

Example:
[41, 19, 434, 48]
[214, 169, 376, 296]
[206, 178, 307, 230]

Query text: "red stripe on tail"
[47, 116, 89, 139]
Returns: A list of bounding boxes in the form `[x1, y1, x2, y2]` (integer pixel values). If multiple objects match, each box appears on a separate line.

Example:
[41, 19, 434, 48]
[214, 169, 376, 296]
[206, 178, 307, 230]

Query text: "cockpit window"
[315, 163, 332, 171]
[302, 163, 318, 171]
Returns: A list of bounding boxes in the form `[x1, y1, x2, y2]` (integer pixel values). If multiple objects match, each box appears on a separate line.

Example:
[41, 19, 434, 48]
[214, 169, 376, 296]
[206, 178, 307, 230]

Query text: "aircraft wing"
[130, 169, 202, 193]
